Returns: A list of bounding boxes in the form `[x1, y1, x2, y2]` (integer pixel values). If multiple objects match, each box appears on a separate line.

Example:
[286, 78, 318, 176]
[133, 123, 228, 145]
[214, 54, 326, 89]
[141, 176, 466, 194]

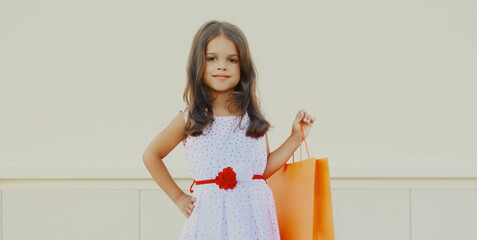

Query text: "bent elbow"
[142, 151, 161, 164]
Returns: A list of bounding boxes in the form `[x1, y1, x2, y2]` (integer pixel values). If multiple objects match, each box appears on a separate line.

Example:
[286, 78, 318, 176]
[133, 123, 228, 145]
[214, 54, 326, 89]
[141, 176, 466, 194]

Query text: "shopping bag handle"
[291, 122, 311, 166]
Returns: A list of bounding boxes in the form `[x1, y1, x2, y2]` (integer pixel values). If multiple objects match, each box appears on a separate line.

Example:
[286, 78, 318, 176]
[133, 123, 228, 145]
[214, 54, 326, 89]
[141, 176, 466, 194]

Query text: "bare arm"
[262, 110, 316, 179]
[142, 111, 196, 218]
[262, 133, 301, 179]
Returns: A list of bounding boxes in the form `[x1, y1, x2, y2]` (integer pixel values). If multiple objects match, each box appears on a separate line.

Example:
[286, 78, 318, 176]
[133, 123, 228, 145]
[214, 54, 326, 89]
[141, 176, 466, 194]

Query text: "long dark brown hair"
[183, 20, 271, 138]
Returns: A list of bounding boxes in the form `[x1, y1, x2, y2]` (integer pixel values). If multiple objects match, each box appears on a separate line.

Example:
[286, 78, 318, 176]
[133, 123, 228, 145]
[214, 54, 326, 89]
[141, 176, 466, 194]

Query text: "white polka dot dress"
[178, 107, 280, 240]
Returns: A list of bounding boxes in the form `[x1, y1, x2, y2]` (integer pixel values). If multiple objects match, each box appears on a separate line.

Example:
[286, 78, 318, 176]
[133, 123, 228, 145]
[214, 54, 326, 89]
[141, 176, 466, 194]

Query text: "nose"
[217, 61, 227, 70]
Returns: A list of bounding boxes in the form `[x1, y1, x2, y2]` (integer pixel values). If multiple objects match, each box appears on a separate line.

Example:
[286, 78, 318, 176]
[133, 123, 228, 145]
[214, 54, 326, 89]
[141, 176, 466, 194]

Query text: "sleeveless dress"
[178, 107, 280, 240]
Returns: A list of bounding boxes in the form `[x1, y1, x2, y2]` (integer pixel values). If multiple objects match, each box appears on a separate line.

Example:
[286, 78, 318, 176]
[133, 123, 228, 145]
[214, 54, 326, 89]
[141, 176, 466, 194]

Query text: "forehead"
[206, 35, 238, 54]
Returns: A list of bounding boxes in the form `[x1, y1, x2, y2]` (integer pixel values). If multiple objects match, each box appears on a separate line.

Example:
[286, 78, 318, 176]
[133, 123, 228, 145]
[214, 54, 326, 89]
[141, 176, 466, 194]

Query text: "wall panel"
[2, 190, 138, 240]
[412, 189, 477, 240]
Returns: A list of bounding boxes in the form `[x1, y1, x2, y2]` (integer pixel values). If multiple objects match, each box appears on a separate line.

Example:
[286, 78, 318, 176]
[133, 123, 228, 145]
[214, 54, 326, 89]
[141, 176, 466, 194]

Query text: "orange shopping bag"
[267, 123, 335, 240]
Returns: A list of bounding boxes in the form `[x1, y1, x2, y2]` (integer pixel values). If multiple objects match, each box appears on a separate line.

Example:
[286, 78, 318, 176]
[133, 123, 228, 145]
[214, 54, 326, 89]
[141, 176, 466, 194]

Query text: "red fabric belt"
[195, 175, 265, 185]
[189, 167, 266, 193]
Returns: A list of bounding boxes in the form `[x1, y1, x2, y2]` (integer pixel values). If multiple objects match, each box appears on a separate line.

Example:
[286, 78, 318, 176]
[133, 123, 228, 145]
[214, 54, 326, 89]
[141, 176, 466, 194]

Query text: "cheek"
[233, 65, 240, 75]
[203, 64, 211, 74]
[203, 64, 212, 78]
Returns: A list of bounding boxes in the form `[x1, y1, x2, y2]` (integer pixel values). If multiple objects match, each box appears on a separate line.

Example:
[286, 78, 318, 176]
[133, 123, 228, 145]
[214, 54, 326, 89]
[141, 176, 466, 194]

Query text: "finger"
[302, 119, 314, 125]
[189, 203, 195, 210]
[191, 197, 197, 202]
[295, 110, 306, 123]
[297, 110, 306, 117]
[303, 113, 314, 123]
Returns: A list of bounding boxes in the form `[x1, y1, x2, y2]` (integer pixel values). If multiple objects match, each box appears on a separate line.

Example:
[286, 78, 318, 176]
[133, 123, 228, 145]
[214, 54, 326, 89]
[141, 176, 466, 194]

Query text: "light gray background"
[1, 0, 476, 178]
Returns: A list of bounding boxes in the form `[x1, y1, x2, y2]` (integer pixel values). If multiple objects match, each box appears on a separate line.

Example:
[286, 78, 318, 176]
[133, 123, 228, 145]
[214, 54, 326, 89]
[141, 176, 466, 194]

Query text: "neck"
[210, 90, 236, 115]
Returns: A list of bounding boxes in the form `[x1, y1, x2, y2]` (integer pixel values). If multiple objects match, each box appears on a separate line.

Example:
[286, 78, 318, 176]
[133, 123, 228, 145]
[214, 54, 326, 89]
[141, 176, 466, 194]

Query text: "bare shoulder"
[143, 111, 187, 159]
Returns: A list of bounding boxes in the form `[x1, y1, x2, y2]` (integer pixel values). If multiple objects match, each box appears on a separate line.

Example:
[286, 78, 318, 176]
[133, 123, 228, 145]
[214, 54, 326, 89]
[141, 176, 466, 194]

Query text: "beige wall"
[1, 179, 477, 240]
[1, 0, 476, 239]
[1, 0, 476, 176]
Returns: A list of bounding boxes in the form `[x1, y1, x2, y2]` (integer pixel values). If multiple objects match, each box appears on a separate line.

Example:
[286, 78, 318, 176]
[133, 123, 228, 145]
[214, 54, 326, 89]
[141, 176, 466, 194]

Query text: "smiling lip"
[213, 75, 230, 80]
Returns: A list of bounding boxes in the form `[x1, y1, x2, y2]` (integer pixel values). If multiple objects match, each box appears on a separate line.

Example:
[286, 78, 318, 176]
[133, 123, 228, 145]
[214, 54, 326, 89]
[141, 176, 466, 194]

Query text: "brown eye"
[207, 56, 216, 61]
[229, 58, 238, 63]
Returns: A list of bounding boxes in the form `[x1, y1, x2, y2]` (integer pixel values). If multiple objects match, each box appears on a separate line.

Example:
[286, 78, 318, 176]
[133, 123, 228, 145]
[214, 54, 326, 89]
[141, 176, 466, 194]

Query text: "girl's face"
[203, 35, 240, 97]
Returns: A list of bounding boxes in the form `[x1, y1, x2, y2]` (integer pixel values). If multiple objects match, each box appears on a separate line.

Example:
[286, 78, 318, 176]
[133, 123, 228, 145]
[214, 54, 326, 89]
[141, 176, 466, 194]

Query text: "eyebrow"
[206, 53, 239, 57]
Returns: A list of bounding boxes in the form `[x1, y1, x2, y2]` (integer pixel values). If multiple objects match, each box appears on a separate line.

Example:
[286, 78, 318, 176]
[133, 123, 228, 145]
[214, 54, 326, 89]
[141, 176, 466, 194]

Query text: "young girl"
[143, 20, 315, 239]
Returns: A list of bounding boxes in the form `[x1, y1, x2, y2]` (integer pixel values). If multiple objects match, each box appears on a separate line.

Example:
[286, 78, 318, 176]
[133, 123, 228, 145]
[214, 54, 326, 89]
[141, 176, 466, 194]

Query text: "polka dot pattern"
[178, 107, 280, 240]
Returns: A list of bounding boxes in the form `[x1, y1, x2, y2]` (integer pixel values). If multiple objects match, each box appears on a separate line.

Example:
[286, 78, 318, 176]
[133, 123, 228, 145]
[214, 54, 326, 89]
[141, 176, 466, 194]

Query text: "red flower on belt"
[189, 167, 265, 193]
[215, 167, 238, 190]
